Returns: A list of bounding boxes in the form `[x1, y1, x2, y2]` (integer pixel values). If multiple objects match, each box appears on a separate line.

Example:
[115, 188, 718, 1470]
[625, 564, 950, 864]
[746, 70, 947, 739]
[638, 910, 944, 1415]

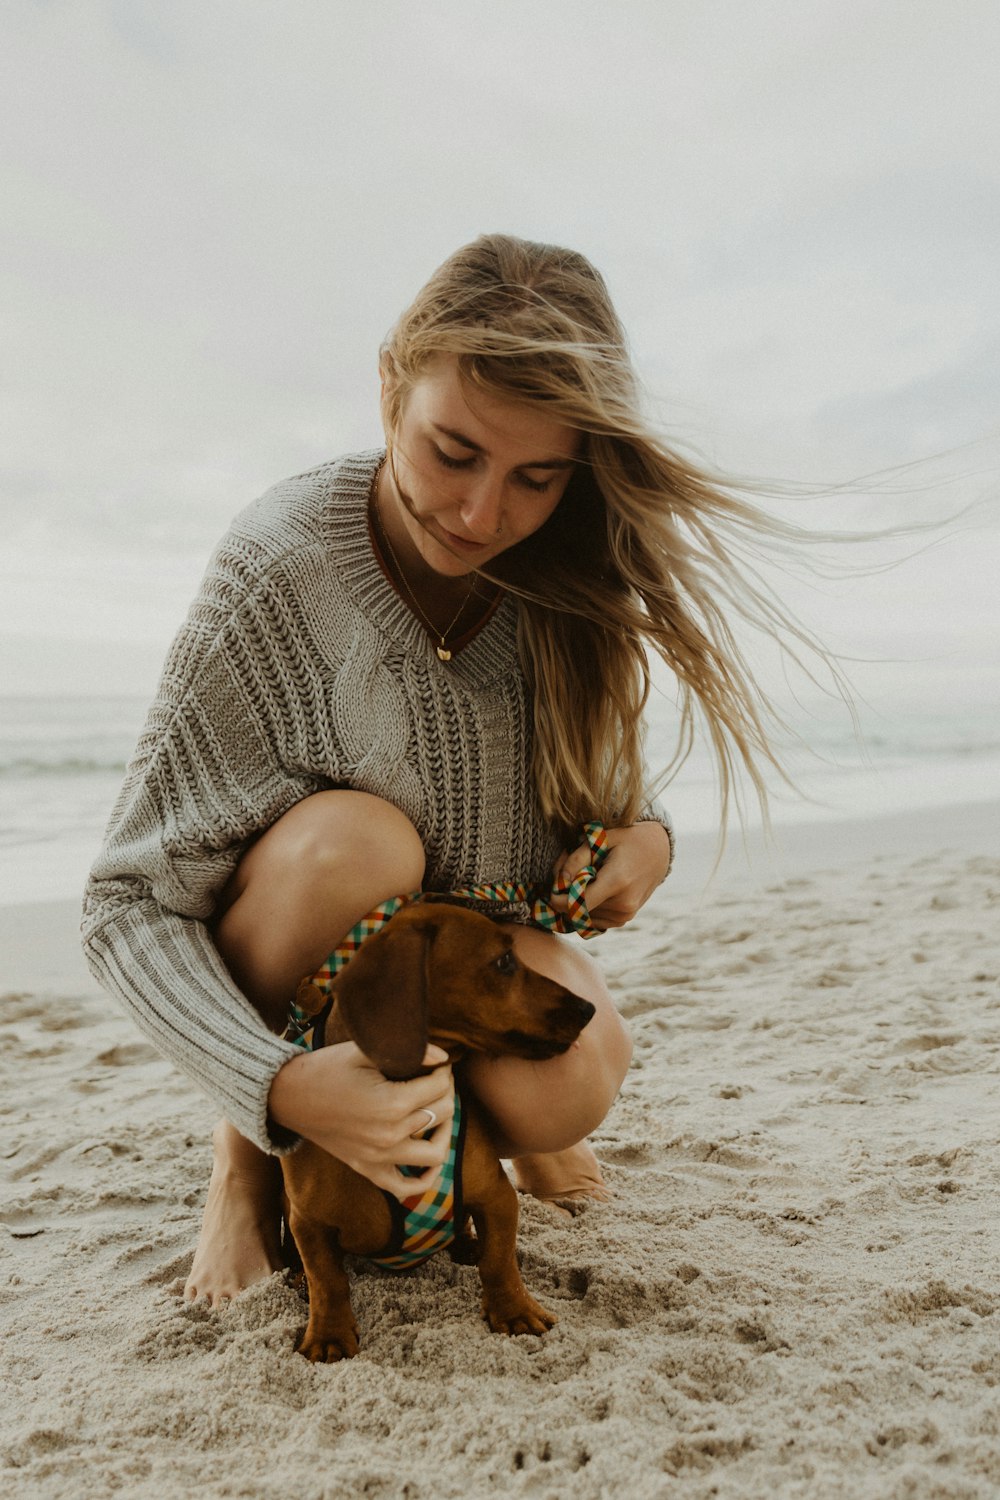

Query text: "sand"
[3, 799, 1000, 1499]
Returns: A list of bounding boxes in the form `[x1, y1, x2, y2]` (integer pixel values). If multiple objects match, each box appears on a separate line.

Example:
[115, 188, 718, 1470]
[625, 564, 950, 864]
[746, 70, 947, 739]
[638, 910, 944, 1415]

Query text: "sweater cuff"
[82, 905, 306, 1156]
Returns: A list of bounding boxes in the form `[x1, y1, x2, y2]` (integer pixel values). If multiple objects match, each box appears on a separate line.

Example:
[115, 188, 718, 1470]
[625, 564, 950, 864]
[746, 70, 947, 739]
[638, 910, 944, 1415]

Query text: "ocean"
[2, 690, 999, 908]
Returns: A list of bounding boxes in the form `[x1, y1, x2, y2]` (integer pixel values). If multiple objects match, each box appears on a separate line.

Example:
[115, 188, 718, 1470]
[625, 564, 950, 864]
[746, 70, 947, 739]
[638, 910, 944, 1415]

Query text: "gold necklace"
[371, 461, 481, 662]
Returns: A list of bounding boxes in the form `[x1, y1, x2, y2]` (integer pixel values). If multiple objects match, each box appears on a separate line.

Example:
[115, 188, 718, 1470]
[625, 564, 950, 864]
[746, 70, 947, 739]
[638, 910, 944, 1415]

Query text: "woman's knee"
[212, 793, 426, 1019]
[584, 990, 633, 1093]
[466, 928, 633, 1153]
[467, 1016, 629, 1155]
[229, 791, 426, 904]
[507, 926, 632, 1083]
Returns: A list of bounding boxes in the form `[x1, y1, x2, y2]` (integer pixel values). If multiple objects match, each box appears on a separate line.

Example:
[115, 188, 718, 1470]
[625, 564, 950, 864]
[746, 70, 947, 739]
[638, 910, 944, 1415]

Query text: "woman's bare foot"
[184, 1120, 285, 1306]
[510, 1140, 611, 1218]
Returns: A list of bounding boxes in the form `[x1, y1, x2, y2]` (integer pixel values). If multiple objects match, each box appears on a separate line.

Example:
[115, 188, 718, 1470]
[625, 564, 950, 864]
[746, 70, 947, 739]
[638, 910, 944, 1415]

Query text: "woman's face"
[383, 356, 581, 578]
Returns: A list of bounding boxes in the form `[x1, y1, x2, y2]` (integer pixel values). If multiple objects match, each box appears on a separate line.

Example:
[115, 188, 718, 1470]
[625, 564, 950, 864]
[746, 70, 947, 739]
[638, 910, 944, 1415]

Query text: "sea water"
[2, 689, 999, 907]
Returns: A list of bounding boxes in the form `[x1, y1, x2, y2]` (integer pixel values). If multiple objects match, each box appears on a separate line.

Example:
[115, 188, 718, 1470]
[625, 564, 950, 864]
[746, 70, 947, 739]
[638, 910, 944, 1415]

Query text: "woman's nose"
[459, 473, 504, 537]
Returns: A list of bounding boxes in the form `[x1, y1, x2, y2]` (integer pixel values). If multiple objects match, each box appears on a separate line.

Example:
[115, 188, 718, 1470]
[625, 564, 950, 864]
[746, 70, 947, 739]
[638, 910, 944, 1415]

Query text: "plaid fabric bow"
[447, 820, 610, 940]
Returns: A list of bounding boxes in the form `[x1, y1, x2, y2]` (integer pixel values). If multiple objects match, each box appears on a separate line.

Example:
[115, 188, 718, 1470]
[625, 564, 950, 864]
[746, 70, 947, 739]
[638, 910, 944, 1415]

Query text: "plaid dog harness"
[283, 823, 610, 1270]
[370, 1095, 466, 1270]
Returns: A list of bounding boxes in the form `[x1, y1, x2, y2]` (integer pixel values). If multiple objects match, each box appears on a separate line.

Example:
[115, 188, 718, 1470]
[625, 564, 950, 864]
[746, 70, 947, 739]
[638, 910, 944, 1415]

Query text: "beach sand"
[3, 799, 1000, 1499]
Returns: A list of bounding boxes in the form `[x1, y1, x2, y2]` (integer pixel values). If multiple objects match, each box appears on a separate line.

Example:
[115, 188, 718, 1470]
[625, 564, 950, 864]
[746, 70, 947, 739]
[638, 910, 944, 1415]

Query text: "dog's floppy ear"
[332, 915, 433, 1080]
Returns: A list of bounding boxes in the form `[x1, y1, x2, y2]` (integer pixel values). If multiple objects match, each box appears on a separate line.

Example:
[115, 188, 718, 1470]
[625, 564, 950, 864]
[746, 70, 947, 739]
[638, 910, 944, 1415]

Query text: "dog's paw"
[296, 1320, 360, 1362]
[483, 1294, 557, 1337]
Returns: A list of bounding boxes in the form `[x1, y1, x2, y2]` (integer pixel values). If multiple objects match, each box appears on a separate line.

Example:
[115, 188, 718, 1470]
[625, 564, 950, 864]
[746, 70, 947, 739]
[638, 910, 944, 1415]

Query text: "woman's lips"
[440, 527, 489, 553]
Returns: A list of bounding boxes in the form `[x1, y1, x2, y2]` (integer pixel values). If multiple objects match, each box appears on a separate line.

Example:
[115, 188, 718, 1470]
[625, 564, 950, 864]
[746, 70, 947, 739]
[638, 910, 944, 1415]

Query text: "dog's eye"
[494, 950, 518, 977]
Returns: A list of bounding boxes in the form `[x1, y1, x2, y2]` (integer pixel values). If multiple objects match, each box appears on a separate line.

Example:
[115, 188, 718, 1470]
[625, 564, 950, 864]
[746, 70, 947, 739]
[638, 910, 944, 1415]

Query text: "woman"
[82, 234, 801, 1305]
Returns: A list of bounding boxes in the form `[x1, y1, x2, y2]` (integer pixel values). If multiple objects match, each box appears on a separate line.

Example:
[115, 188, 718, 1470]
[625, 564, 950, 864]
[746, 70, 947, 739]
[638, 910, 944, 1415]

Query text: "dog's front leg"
[470, 1168, 556, 1336]
[287, 1212, 360, 1362]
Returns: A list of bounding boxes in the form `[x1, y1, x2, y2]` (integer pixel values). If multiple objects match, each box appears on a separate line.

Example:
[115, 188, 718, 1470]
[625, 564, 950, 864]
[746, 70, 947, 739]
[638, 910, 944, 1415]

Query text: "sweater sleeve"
[81, 525, 335, 1154]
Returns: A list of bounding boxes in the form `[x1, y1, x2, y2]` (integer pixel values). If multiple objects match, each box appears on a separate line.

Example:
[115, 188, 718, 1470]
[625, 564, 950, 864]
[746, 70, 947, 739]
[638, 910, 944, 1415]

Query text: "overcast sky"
[3, 0, 998, 708]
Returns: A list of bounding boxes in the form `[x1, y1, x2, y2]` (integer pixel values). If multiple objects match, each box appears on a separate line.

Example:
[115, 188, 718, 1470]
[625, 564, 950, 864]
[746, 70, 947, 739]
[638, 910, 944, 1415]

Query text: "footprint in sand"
[662, 1136, 765, 1169]
[898, 1032, 962, 1053]
[93, 1042, 160, 1066]
[883, 1280, 996, 1324]
[596, 1141, 655, 1166]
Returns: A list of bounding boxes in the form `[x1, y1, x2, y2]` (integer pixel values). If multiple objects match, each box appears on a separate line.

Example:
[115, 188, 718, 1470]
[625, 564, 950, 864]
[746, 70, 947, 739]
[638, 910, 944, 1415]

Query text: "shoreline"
[4, 796, 996, 991]
[664, 792, 1000, 894]
[5, 745, 999, 907]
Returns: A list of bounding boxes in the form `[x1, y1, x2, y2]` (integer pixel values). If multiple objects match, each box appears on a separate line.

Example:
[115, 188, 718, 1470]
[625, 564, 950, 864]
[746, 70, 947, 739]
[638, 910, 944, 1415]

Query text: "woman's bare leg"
[184, 791, 425, 1305]
[464, 924, 633, 1206]
[184, 1120, 285, 1304]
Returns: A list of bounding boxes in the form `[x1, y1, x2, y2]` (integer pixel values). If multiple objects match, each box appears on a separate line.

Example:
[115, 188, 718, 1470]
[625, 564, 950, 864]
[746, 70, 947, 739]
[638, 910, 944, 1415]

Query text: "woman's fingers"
[549, 825, 671, 925]
[403, 1100, 450, 1140]
[356, 1157, 442, 1198]
[362, 1114, 453, 1200]
[349, 1060, 455, 1200]
[548, 840, 595, 913]
[555, 841, 592, 884]
[271, 1039, 458, 1203]
[389, 1058, 454, 1129]
[550, 842, 631, 925]
[394, 1121, 451, 1167]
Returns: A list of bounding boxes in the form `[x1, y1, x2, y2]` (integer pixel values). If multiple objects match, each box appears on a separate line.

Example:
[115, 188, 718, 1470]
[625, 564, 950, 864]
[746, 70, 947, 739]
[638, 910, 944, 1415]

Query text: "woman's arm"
[82, 531, 334, 1153]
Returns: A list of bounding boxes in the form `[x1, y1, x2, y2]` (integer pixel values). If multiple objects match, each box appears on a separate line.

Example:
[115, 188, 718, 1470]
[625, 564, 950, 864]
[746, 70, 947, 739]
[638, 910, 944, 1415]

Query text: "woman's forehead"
[404, 356, 581, 461]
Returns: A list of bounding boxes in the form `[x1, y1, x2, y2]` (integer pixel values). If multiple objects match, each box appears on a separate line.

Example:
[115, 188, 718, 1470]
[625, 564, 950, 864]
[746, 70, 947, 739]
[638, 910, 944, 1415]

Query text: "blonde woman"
[83, 234, 798, 1305]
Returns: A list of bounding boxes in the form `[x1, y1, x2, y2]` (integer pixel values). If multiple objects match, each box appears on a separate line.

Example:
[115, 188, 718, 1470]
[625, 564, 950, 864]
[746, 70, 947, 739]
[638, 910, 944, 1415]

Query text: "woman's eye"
[494, 950, 518, 976]
[516, 473, 554, 494]
[432, 445, 473, 471]
[432, 444, 553, 493]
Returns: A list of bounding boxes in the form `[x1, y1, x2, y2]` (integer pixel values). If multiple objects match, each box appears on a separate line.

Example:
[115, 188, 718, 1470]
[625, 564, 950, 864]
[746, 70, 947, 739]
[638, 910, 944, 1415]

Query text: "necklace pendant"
[436, 645, 453, 662]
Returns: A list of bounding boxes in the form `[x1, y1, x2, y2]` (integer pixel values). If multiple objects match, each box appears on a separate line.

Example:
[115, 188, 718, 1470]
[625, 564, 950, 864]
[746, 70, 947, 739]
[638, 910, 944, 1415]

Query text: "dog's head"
[300, 902, 596, 1080]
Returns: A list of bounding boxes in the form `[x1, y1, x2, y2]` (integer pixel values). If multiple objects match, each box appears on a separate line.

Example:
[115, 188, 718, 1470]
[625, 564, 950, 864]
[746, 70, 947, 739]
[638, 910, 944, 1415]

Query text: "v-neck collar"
[321, 449, 520, 685]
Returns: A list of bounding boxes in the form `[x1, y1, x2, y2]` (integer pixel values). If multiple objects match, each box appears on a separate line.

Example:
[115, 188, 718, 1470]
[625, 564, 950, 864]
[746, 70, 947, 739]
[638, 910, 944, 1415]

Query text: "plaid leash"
[285, 820, 611, 1047]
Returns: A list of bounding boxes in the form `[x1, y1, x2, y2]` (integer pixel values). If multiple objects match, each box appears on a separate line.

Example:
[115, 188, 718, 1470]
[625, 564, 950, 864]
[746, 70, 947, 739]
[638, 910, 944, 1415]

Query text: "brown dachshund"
[279, 901, 596, 1362]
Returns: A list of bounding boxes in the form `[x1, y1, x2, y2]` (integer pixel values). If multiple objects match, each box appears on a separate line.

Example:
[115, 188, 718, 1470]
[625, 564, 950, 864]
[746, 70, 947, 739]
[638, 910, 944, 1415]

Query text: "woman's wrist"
[267, 1048, 316, 1135]
[630, 815, 674, 881]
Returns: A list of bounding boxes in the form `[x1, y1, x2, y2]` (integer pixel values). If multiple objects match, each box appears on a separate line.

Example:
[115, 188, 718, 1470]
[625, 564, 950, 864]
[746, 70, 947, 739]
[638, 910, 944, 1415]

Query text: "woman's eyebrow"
[431, 422, 575, 469]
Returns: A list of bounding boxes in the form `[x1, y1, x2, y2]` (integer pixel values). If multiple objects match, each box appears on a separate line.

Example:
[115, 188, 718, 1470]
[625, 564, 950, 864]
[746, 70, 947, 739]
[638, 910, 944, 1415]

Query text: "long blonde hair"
[380, 233, 848, 837]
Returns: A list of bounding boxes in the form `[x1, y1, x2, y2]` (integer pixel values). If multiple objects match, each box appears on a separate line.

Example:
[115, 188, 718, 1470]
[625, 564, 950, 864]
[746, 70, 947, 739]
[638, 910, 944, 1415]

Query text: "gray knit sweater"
[82, 449, 670, 1152]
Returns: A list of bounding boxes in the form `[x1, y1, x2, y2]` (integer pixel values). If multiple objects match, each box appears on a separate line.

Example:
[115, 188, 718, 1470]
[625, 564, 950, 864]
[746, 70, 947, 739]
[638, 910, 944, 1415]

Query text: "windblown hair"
[380, 233, 847, 837]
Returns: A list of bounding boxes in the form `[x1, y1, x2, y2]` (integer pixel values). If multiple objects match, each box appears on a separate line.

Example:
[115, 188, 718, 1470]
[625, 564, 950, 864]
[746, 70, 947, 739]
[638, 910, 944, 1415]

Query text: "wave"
[4, 696, 1000, 780]
[0, 754, 129, 778]
[0, 694, 146, 778]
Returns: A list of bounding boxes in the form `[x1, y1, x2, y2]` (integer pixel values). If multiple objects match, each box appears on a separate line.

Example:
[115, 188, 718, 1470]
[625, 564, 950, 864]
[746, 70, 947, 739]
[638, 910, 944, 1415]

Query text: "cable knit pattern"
[81, 449, 671, 1153]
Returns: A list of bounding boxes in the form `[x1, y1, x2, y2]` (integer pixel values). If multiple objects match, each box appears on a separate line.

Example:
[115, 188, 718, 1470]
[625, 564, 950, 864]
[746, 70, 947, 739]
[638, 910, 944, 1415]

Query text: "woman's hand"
[267, 1042, 454, 1199]
[550, 822, 672, 931]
